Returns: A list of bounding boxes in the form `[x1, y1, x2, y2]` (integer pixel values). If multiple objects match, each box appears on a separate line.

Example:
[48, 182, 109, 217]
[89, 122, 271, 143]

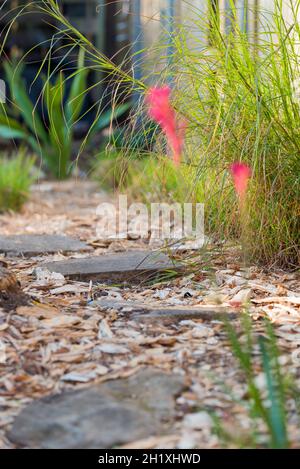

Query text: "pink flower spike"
[146, 86, 184, 166]
[229, 162, 252, 201]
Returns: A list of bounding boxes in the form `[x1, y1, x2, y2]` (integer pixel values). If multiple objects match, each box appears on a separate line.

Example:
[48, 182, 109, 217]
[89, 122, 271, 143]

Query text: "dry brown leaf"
[16, 304, 59, 319]
[253, 296, 300, 305]
[118, 435, 179, 449]
[98, 343, 129, 355]
[39, 315, 81, 328]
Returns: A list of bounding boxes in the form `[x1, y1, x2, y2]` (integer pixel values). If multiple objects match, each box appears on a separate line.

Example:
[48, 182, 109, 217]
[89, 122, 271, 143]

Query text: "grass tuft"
[0, 151, 35, 212]
[224, 314, 290, 448]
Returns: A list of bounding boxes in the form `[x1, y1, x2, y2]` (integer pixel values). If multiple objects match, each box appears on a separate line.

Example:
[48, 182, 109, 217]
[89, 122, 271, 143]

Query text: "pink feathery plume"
[229, 162, 252, 202]
[146, 86, 184, 166]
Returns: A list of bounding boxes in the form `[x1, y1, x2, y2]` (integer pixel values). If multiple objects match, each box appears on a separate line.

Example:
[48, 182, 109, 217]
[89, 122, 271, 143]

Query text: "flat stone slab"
[0, 235, 92, 257]
[8, 368, 185, 449]
[94, 298, 237, 322]
[42, 250, 182, 283]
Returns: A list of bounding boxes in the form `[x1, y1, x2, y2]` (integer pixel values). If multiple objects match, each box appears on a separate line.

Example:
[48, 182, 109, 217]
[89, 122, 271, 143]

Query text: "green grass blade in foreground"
[258, 323, 289, 448]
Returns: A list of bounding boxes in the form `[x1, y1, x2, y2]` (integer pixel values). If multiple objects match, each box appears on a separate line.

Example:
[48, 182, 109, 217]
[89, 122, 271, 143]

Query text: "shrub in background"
[92, 150, 199, 204]
[1, 53, 130, 180]
[92, 150, 134, 192]
[0, 50, 89, 179]
[0, 151, 35, 212]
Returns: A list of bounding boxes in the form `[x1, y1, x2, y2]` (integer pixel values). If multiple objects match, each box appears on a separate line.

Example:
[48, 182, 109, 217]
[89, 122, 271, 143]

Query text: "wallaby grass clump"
[91, 150, 134, 192]
[92, 151, 192, 201]
[0, 151, 35, 212]
[168, 1, 300, 267]
[93, 1, 300, 266]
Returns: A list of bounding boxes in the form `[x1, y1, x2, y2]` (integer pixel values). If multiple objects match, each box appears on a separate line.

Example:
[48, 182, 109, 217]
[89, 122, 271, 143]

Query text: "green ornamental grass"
[0, 151, 35, 212]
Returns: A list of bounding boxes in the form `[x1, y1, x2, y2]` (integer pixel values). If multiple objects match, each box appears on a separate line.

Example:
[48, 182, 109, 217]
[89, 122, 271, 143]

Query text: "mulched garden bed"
[0, 180, 299, 448]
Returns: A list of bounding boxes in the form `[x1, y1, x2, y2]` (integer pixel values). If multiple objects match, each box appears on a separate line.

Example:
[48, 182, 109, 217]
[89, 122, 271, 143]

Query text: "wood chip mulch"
[0, 180, 299, 449]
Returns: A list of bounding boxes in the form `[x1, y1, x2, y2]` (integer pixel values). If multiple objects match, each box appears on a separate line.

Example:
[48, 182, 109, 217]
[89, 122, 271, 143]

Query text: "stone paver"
[43, 250, 182, 283]
[8, 368, 185, 449]
[0, 235, 92, 257]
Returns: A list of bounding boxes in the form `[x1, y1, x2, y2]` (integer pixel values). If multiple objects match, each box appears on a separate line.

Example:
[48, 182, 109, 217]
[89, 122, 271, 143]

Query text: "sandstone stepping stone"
[132, 307, 237, 322]
[94, 298, 237, 321]
[42, 250, 181, 283]
[8, 368, 185, 449]
[0, 235, 92, 257]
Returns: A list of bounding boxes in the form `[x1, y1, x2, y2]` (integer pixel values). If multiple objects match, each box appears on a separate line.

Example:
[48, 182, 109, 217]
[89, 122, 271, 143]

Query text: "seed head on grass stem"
[229, 162, 252, 263]
[229, 162, 252, 207]
[146, 86, 185, 166]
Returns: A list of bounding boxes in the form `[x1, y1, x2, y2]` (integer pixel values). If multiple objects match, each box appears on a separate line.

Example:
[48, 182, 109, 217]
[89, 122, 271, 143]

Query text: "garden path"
[0, 180, 299, 448]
